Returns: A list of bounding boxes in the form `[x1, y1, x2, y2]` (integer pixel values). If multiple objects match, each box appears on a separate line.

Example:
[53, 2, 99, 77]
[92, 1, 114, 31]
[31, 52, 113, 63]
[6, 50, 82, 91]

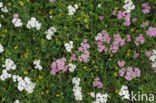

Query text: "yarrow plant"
[149, 50, 156, 68]
[72, 77, 82, 101]
[119, 85, 130, 100]
[68, 4, 78, 15]
[93, 78, 103, 88]
[11, 13, 23, 27]
[45, 27, 57, 40]
[33, 60, 43, 70]
[26, 17, 41, 30]
[64, 41, 73, 52]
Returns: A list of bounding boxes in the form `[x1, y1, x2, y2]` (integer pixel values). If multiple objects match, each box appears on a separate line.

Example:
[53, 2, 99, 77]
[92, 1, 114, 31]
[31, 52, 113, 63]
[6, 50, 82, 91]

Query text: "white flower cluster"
[14, 100, 21, 103]
[0, 2, 8, 13]
[119, 85, 130, 100]
[0, 59, 16, 81]
[123, 0, 135, 13]
[0, 24, 2, 28]
[45, 27, 57, 40]
[64, 41, 73, 52]
[12, 75, 36, 94]
[12, 16, 23, 27]
[95, 33, 102, 41]
[90, 92, 108, 103]
[33, 60, 43, 70]
[26, 17, 41, 30]
[149, 50, 156, 68]
[68, 63, 76, 72]
[0, 44, 4, 53]
[72, 77, 82, 101]
[68, 4, 78, 15]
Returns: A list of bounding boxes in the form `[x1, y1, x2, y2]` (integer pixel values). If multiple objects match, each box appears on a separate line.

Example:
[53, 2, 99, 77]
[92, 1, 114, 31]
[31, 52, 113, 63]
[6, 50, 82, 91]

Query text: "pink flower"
[124, 14, 131, 26]
[117, 60, 125, 68]
[134, 34, 145, 46]
[93, 78, 103, 88]
[132, 18, 137, 22]
[13, 13, 19, 18]
[50, 0, 56, 3]
[99, 16, 104, 20]
[133, 51, 139, 59]
[126, 34, 131, 42]
[141, 22, 149, 27]
[146, 26, 156, 37]
[142, 3, 151, 14]
[145, 51, 152, 57]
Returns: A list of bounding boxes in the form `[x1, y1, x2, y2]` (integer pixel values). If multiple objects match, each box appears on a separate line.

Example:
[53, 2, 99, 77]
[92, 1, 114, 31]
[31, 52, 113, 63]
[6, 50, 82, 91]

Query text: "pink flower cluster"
[132, 18, 137, 23]
[117, 60, 125, 68]
[119, 67, 141, 81]
[126, 34, 131, 42]
[134, 34, 145, 46]
[93, 78, 103, 88]
[117, 10, 126, 19]
[78, 39, 90, 62]
[141, 22, 149, 27]
[50, 58, 68, 75]
[145, 51, 152, 57]
[133, 51, 139, 59]
[142, 3, 151, 14]
[99, 16, 104, 20]
[110, 34, 125, 53]
[96, 30, 111, 52]
[69, 54, 77, 62]
[146, 26, 156, 37]
[124, 14, 131, 26]
[50, 0, 56, 3]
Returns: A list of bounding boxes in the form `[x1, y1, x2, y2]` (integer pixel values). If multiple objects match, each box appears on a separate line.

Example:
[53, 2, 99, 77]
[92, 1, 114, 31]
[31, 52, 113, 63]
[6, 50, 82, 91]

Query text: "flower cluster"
[124, 13, 131, 26]
[141, 22, 149, 27]
[123, 0, 135, 13]
[119, 66, 141, 81]
[93, 78, 103, 88]
[117, 60, 125, 68]
[119, 85, 130, 100]
[12, 75, 36, 94]
[68, 4, 78, 15]
[145, 26, 156, 37]
[95, 30, 111, 52]
[133, 51, 139, 59]
[68, 63, 76, 72]
[126, 34, 131, 42]
[69, 54, 77, 62]
[117, 11, 126, 19]
[64, 41, 73, 52]
[12, 14, 23, 27]
[50, 58, 68, 75]
[45, 27, 57, 40]
[72, 77, 82, 101]
[149, 50, 156, 68]
[0, 44, 4, 53]
[49, 0, 56, 3]
[91, 92, 108, 103]
[33, 60, 43, 70]
[78, 39, 90, 62]
[14, 100, 21, 103]
[134, 34, 144, 46]
[26, 17, 41, 30]
[142, 3, 151, 14]
[1, 3, 8, 13]
[110, 34, 125, 53]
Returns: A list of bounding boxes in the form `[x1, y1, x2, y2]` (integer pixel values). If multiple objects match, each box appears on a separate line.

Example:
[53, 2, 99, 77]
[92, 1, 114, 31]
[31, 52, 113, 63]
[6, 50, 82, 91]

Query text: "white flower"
[12, 18, 23, 27]
[95, 33, 102, 41]
[45, 27, 57, 40]
[98, 4, 102, 8]
[1, 15, 4, 18]
[92, 92, 108, 103]
[64, 41, 73, 52]
[0, 44, 4, 53]
[90, 92, 95, 98]
[68, 4, 78, 15]
[119, 85, 130, 100]
[1, 6, 8, 13]
[0, 24, 1, 28]
[123, 0, 135, 13]
[68, 63, 76, 72]
[0, 2, 3, 8]
[33, 60, 43, 70]
[14, 100, 21, 103]
[2, 59, 16, 70]
[26, 17, 41, 30]
[72, 77, 82, 101]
